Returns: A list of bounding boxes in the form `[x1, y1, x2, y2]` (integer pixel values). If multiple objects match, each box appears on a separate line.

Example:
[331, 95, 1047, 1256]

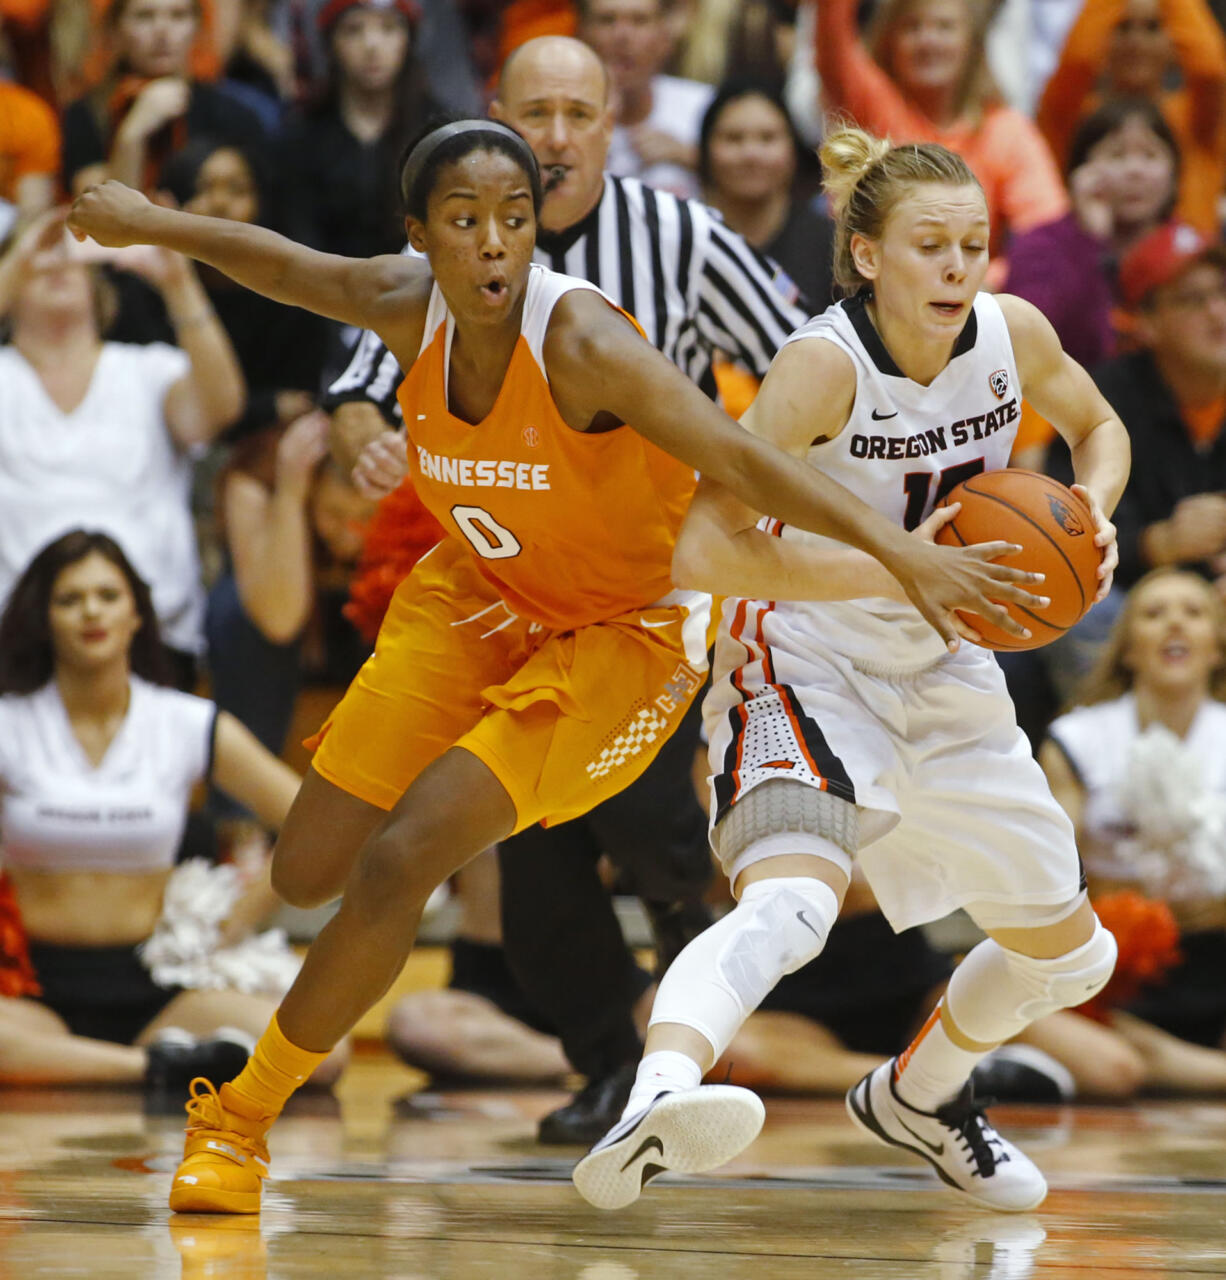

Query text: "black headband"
[399, 120, 538, 207]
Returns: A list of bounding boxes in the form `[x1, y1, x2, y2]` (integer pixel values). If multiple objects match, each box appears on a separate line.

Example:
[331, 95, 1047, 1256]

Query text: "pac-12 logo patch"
[989, 369, 1009, 399]
[1046, 494, 1086, 536]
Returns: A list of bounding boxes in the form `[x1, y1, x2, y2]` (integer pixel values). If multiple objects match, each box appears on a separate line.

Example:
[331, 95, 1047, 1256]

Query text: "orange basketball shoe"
[169, 1079, 274, 1214]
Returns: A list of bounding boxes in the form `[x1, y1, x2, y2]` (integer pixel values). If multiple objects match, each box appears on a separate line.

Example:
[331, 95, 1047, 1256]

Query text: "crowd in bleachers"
[3, 0, 1226, 1113]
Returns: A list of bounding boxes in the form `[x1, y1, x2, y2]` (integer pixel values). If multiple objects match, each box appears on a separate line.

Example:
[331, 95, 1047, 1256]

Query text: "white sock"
[892, 1003, 990, 1113]
[622, 1050, 702, 1120]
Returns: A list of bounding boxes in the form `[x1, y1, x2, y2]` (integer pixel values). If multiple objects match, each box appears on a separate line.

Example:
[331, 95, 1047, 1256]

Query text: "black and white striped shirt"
[324, 173, 811, 421]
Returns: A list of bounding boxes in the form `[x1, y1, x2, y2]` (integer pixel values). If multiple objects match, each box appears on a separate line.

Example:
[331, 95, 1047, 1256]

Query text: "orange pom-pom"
[343, 481, 445, 643]
[1078, 890, 1182, 1023]
[0, 872, 40, 999]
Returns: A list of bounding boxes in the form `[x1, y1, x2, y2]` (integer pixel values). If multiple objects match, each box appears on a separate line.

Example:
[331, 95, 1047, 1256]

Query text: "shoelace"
[183, 1078, 269, 1163]
[936, 1090, 1009, 1180]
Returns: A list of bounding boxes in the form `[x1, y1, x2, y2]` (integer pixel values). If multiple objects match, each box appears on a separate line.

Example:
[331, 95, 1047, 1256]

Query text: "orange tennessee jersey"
[397, 266, 697, 631]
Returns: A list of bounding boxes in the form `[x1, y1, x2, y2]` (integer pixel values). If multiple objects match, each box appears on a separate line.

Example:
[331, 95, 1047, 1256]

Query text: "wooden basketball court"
[2, 1047, 1224, 1279]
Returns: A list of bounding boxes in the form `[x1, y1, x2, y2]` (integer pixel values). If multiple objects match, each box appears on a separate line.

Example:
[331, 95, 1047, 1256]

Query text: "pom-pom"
[0, 872, 39, 999]
[1078, 890, 1182, 1022]
[343, 480, 445, 642]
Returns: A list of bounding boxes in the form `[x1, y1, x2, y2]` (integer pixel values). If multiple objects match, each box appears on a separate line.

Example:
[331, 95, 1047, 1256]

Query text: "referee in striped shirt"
[331, 36, 812, 1144]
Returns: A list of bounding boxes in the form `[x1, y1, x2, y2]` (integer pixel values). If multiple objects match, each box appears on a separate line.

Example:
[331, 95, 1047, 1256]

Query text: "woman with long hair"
[276, 0, 437, 261]
[1042, 569, 1226, 1053]
[68, 116, 1037, 1215]
[0, 531, 341, 1091]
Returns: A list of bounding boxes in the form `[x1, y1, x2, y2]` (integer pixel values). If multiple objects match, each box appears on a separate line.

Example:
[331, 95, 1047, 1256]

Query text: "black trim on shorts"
[778, 683, 857, 806]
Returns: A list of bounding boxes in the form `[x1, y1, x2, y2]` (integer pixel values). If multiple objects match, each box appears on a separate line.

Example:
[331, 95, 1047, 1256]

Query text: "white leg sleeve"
[647, 875, 841, 1060]
[944, 919, 1118, 1046]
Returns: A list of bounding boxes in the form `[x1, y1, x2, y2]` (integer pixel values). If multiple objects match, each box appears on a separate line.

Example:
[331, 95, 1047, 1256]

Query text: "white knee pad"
[648, 875, 841, 1060]
[945, 919, 1118, 1046]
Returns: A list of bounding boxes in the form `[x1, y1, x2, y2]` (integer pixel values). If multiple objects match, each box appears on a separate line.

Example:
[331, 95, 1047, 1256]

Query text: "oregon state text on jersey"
[753, 291, 1022, 674]
[397, 265, 697, 632]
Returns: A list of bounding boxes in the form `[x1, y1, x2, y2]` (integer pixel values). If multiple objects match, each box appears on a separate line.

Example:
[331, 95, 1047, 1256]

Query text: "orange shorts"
[309, 539, 710, 832]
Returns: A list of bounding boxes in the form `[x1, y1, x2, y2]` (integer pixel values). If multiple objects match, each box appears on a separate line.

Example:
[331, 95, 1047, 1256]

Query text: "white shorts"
[704, 601, 1084, 933]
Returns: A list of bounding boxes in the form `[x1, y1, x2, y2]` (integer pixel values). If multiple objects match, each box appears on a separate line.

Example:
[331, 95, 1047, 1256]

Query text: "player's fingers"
[994, 584, 1050, 609]
[949, 612, 982, 645]
[977, 599, 1030, 639]
[966, 540, 1024, 561]
[981, 564, 1045, 585]
[1094, 568, 1115, 603]
[912, 598, 961, 652]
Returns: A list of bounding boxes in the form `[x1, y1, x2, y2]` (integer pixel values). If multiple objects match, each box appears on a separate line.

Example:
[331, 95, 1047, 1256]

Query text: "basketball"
[934, 469, 1101, 651]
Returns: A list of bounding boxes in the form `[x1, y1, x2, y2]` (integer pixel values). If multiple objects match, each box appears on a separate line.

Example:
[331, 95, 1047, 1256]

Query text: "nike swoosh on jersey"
[620, 1135, 665, 1172]
[870, 409, 898, 420]
[639, 618, 673, 628]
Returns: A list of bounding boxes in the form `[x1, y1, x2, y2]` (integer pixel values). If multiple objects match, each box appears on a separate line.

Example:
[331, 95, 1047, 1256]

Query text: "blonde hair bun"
[819, 124, 891, 218]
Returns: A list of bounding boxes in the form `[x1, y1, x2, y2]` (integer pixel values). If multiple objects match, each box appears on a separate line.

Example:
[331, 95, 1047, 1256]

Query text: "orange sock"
[223, 1015, 330, 1120]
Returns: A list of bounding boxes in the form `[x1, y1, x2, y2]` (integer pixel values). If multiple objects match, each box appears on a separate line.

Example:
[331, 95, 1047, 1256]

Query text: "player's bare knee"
[270, 845, 339, 909]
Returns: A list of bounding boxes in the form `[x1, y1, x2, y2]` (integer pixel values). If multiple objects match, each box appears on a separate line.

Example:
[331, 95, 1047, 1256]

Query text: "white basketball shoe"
[572, 1085, 765, 1211]
[846, 1060, 1048, 1212]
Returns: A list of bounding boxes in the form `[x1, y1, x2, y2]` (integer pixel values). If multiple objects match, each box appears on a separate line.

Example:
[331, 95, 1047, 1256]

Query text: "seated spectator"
[697, 79, 834, 311]
[579, 0, 715, 199]
[0, 530, 346, 1091]
[276, 0, 437, 262]
[1094, 222, 1226, 593]
[1041, 569, 1226, 1069]
[206, 415, 374, 771]
[0, 78, 60, 239]
[159, 137, 332, 442]
[815, 0, 1068, 273]
[1037, 0, 1226, 237]
[0, 209, 245, 685]
[61, 0, 265, 198]
[1005, 97, 1182, 372]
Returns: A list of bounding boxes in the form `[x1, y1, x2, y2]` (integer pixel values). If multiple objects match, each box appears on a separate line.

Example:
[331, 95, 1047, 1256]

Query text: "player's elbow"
[671, 519, 727, 594]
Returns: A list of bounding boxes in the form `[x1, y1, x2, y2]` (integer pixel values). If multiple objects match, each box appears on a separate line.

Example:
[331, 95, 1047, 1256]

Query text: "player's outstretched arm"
[1000, 294, 1130, 600]
[67, 181, 428, 336]
[547, 293, 1046, 647]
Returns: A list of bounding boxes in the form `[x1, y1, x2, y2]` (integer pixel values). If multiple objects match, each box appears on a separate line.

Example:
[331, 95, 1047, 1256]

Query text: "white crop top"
[0, 677, 216, 874]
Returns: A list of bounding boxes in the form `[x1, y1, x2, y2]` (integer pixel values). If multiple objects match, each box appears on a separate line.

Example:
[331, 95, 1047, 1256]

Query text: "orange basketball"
[934, 469, 1101, 651]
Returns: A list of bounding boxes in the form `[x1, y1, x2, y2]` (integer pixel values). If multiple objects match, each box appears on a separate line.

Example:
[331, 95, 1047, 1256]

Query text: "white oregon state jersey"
[769, 291, 1022, 673]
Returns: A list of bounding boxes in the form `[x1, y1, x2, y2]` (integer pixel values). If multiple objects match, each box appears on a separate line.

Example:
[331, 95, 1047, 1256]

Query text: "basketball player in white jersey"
[574, 127, 1132, 1214]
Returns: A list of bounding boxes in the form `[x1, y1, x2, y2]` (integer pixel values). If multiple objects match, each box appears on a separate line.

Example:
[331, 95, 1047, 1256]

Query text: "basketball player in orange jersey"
[574, 128, 1132, 1215]
[69, 119, 1045, 1216]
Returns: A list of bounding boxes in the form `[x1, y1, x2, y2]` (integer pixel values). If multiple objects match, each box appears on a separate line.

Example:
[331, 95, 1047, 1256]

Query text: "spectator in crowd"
[815, 0, 1068, 272]
[332, 34, 810, 1145]
[277, 0, 439, 262]
[0, 530, 347, 1091]
[0, 209, 245, 686]
[159, 137, 331, 442]
[0, 76, 61, 237]
[578, 0, 715, 198]
[1005, 97, 1182, 372]
[1037, 0, 1226, 237]
[697, 79, 833, 311]
[1041, 568, 1226, 1069]
[60, 0, 265, 197]
[1095, 222, 1226, 593]
[207, 414, 374, 772]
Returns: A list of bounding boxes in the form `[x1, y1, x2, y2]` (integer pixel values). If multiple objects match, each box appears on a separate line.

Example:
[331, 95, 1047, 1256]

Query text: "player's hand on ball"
[67, 181, 154, 249]
[896, 526, 1048, 651]
[1070, 484, 1117, 602]
[352, 429, 408, 499]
